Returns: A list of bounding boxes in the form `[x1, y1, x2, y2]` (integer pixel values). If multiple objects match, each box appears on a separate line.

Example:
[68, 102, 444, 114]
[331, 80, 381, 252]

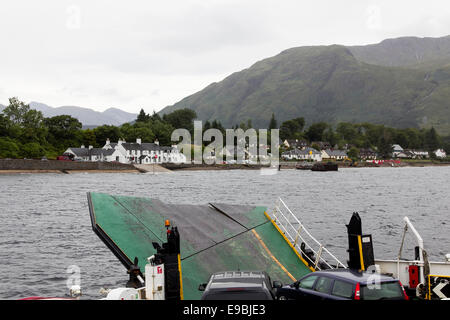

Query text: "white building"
[408, 150, 429, 159]
[66, 138, 187, 164]
[64, 145, 126, 162]
[282, 147, 322, 162]
[105, 139, 187, 164]
[392, 144, 404, 158]
[434, 149, 447, 158]
[321, 149, 348, 160]
[283, 139, 308, 150]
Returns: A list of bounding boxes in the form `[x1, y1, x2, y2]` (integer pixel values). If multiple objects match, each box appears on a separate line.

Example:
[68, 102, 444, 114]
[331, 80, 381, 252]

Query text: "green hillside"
[349, 36, 450, 67]
[160, 36, 450, 135]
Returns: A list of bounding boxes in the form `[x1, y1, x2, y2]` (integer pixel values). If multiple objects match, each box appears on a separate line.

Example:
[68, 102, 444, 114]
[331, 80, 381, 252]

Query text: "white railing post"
[293, 225, 303, 246]
[315, 245, 323, 269]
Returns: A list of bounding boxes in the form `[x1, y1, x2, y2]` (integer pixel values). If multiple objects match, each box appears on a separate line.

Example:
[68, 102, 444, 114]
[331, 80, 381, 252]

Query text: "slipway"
[87, 192, 312, 299]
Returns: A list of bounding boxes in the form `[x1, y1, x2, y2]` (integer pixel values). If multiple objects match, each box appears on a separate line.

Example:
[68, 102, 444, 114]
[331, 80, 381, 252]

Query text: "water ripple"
[0, 166, 449, 299]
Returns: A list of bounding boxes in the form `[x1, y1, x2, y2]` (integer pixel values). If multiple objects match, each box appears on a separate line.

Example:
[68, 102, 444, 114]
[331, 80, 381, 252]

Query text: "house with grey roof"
[359, 148, 377, 160]
[65, 145, 126, 162]
[103, 138, 187, 164]
[392, 144, 404, 158]
[411, 150, 429, 159]
[283, 139, 308, 150]
[282, 147, 322, 162]
[66, 138, 187, 164]
[321, 149, 348, 160]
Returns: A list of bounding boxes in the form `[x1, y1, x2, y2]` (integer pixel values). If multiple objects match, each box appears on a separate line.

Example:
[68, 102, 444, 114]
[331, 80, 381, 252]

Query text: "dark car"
[198, 271, 282, 300]
[276, 269, 409, 300]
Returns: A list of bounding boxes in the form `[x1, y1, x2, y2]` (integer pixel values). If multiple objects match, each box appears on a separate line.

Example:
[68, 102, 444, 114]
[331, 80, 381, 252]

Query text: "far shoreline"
[1, 158, 449, 174]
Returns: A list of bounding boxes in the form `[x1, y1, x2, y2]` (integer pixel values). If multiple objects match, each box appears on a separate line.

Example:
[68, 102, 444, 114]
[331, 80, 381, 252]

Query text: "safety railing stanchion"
[314, 245, 323, 270]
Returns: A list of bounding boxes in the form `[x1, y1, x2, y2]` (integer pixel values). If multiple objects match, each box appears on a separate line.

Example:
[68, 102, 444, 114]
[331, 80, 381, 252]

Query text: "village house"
[105, 138, 163, 164]
[283, 139, 308, 150]
[115, 139, 187, 164]
[392, 145, 434, 159]
[311, 141, 332, 150]
[64, 146, 89, 161]
[321, 149, 348, 160]
[389, 145, 449, 159]
[281, 147, 322, 162]
[392, 144, 404, 158]
[434, 149, 447, 158]
[216, 145, 255, 164]
[64, 145, 126, 162]
[390, 147, 446, 159]
[414, 150, 430, 159]
[281, 149, 297, 161]
[402, 150, 415, 159]
[401, 149, 429, 159]
[359, 148, 377, 160]
[395, 151, 410, 159]
[66, 138, 187, 164]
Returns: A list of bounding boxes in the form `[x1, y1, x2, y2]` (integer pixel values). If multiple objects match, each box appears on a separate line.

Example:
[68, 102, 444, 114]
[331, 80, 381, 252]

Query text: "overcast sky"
[1, 0, 449, 114]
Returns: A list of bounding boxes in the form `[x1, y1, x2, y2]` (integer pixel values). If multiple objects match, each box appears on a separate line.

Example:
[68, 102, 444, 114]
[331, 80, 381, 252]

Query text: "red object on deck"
[408, 265, 419, 288]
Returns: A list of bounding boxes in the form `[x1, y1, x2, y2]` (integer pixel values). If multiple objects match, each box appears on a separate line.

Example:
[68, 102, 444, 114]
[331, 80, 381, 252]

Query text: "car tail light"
[399, 281, 409, 300]
[354, 282, 361, 300]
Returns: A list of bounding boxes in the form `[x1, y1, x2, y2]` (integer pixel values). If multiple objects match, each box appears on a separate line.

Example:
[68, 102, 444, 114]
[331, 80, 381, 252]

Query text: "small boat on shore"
[295, 162, 313, 170]
[296, 161, 338, 171]
[311, 162, 338, 171]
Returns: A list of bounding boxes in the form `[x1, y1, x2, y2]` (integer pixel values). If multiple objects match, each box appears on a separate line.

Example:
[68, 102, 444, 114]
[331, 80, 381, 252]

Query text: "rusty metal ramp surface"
[88, 192, 311, 299]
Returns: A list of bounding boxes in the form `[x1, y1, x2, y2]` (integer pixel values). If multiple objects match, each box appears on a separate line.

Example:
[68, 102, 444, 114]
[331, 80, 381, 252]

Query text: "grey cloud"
[1, 0, 450, 112]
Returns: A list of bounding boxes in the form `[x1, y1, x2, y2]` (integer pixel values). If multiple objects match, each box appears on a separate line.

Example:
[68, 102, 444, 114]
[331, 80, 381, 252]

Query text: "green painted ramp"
[88, 192, 311, 299]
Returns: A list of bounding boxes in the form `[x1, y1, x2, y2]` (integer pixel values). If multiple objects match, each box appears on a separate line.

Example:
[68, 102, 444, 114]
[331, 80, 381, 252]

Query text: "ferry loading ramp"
[87, 192, 312, 299]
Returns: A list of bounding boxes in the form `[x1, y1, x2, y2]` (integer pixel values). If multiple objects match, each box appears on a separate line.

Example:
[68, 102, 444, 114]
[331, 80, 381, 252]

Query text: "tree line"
[229, 113, 448, 159]
[0, 98, 449, 159]
[0, 98, 197, 159]
[275, 115, 448, 159]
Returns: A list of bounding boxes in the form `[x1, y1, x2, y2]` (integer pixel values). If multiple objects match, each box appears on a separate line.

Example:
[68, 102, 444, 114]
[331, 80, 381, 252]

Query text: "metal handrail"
[398, 217, 425, 284]
[270, 198, 347, 270]
[273, 205, 333, 269]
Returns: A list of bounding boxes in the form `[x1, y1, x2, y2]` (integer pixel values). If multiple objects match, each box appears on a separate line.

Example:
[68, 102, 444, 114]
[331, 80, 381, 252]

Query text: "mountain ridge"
[28, 102, 137, 126]
[348, 35, 450, 67]
[1, 101, 137, 126]
[160, 35, 450, 135]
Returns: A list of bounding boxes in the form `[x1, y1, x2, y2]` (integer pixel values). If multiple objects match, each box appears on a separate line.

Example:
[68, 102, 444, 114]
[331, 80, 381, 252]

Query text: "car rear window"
[331, 280, 354, 299]
[361, 281, 404, 300]
[314, 277, 333, 294]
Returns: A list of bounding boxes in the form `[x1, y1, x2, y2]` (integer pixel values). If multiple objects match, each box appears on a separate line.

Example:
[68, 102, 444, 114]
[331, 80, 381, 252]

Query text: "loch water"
[0, 167, 449, 299]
